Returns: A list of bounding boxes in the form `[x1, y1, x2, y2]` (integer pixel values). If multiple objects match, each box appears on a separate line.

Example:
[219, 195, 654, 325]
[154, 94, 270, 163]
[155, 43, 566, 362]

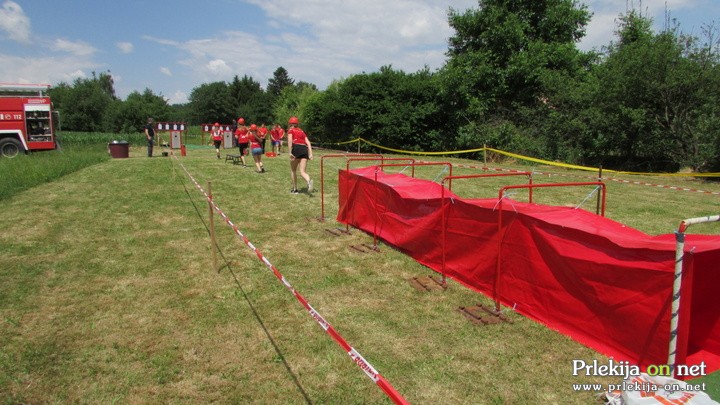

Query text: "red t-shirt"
[270, 127, 284, 141]
[288, 127, 307, 145]
[258, 127, 268, 139]
[235, 127, 250, 143]
[249, 132, 261, 148]
[211, 130, 223, 141]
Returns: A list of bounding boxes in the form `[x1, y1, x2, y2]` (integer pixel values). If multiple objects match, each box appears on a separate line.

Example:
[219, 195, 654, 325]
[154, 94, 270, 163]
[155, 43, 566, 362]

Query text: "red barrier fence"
[338, 165, 720, 378]
[439, 172, 533, 284]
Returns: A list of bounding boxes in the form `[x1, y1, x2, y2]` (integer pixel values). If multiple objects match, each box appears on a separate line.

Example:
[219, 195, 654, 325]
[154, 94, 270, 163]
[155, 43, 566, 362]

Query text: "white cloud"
[578, 0, 705, 51]
[167, 90, 188, 105]
[206, 59, 232, 76]
[116, 41, 134, 54]
[0, 53, 100, 85]
[152, 0, 476, 91]
[143, 35, 180, 47]
[134, 0, 709, 103]
[51, 38, 96, 56]
[0, 0, 30, 43]
[579, 10, 619, 51]
[160, 66, 172, 76]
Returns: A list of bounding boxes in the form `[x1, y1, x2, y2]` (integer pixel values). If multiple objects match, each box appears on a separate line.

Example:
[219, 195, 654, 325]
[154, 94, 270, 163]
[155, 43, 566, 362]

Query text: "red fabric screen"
[337, 166, 720, 375]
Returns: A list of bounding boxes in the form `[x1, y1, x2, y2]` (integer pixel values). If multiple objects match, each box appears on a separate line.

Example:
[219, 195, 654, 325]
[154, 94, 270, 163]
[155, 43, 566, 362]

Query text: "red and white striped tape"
[173, 156, 409, 405]
[449, 163, 720, 196]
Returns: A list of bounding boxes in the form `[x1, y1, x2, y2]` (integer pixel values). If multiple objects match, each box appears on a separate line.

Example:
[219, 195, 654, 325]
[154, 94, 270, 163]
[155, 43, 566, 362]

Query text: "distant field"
[1, 140, 718, 403]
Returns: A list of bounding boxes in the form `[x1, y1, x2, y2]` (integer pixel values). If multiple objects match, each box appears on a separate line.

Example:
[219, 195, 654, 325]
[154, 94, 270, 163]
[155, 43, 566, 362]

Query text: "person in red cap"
[211, 122, 223, 159]
[234, 118, 249, 167]
[249, 124, 266, 173]
[287, 116, 313, 193]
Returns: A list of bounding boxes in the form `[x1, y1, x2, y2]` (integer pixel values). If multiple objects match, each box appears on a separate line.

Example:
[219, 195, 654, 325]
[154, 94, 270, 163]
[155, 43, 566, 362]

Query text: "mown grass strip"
[0, 132, 149, 201]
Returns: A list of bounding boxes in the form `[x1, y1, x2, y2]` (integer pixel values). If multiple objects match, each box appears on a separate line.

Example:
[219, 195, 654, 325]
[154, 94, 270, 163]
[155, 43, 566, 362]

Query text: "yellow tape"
[358, 138, 486, 155]
[334, 138, 361, 146]
[326, 138, 720, 178]
[486, 148, 720, 177]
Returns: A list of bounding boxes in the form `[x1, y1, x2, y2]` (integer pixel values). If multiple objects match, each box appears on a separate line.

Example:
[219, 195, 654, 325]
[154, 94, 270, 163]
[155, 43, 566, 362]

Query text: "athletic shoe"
[290, 189, 299, 194]
[307, 179, 313, 192]
[261, 167, 265, 173]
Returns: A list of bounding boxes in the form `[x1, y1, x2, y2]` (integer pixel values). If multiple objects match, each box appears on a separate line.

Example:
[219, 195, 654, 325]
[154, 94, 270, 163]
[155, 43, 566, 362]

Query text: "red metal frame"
[369, 162, 453, 249]
[345, 157, 417, 176]
[439, 172, 533, 284]
[493, 181, 607, 310]
[319, 154, 383, 221]
[342, 157, 417, 235]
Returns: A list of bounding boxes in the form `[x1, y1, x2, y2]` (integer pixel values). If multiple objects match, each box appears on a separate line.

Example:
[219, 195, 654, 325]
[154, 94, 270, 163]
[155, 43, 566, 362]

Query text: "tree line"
[49, 1, 720, 172]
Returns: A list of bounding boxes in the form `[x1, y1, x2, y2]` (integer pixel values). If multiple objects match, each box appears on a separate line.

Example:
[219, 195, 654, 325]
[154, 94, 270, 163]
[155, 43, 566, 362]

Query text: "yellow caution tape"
[325, 138, 720, 177]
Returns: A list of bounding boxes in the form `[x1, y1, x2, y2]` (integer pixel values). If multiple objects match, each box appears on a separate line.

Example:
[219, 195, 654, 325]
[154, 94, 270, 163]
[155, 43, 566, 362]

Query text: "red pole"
[321, 155, 325, 220]
[494, 192, 504, 312]
[440, 180, 448, 284]
[373, 168, 380, 249]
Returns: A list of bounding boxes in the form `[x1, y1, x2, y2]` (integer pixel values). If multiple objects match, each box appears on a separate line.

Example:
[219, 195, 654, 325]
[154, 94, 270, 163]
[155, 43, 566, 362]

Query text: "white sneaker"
[307, 179, 313, 192]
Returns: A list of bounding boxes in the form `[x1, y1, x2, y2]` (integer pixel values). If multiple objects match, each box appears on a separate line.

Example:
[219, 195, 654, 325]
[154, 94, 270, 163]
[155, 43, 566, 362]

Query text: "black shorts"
[213, 140, 222, 148]
[292, 144, 309, 160]
[238, 143, 249, 154]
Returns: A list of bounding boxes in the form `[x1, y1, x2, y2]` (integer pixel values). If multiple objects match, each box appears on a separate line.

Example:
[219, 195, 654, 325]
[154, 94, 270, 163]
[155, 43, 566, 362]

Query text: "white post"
[669, 214, 720, 377]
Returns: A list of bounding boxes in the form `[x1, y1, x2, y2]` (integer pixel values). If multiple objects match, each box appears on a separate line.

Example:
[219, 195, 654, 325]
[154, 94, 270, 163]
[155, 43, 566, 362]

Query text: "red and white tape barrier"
[448, 163, 720, 196]
[173, 156, 409, 405]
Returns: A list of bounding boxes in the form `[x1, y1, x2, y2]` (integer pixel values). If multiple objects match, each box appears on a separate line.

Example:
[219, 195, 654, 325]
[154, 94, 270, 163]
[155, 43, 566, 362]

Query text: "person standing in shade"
[211, 122, 223, 159]
[249, 124, 265, 173]
[144, 117, 155, 157]
[270, 123, 284, 155]
[287, 116, 313, 194]
[234, 117, 250, 167]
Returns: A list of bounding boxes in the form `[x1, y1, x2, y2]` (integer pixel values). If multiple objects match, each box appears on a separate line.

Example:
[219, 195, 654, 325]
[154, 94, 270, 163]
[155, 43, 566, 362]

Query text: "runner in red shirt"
[287, 116, 313, 194]
[211, 122, 223, 159]
[234, 117, 249, 167]
[249, 124, 265, 173]
[270, 123, 285, 155]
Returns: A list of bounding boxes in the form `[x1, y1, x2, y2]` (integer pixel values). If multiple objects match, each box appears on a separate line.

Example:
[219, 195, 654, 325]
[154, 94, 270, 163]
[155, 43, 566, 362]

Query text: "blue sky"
[1, 0, 718, 104]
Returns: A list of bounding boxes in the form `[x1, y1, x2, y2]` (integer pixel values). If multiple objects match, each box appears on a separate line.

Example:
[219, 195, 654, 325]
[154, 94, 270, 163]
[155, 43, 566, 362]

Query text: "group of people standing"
[209, 116, 313, 193]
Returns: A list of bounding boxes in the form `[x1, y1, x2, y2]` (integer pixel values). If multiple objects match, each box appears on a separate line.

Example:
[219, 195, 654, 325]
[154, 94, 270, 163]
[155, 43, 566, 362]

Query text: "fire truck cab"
[0, 83, 58, 158]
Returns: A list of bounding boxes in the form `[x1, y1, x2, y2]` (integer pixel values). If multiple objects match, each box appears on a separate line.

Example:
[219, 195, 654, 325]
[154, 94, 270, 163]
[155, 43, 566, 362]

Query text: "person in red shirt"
[249, 124, 266, 173]
[270, 123, 285, 155]
[287, 116, 313, 194]
[211, 122, 223, 159]
[258, 123, 269, 153]
[234, 117, 249, 167]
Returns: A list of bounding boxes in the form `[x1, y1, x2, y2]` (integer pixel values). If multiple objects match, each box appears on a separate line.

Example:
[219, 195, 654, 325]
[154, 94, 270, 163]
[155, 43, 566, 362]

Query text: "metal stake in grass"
[208, 181, 218, 272]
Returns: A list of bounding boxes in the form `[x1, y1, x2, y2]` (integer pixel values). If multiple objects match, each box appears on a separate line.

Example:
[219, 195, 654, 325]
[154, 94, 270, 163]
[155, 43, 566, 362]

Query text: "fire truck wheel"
[0, 138, 22, 158]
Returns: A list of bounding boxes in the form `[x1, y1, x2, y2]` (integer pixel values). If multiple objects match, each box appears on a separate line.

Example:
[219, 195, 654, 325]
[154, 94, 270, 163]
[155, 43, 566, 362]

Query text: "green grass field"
[1, 139, 719, 404]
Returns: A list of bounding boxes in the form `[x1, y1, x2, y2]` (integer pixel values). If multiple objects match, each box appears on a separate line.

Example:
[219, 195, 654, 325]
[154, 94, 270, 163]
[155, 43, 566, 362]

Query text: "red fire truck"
[0, 83, 58, 158]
